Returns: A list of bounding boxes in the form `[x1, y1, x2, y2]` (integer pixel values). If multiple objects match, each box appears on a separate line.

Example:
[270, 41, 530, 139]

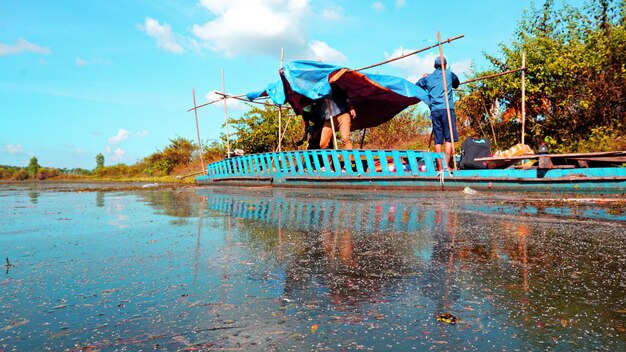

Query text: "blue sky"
[0, 0, 583, 169]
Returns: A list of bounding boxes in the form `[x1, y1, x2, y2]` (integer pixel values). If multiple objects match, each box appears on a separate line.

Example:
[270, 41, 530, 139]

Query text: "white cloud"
[108, 129, 130, 144]
[0, 38, 50, 56]
[385, 48, 472, 82]
[75, 57, 87, 66]
[308, 40, 347, 63]
[136, 130, 149, 138]
[107, 147, 126, 162]
[372, 1, 385, 12]
[451, 59, 473, 76]
[321, 7, 343, 20]
[205, 91, 246, 111]
[5, 144, 23, 154]
[396, 0, 406, 8]
[138, 17, 184, 54]
[192, 0, 312, 57]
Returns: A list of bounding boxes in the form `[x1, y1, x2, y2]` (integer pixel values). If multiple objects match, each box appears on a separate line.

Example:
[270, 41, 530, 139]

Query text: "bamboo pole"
[356, 34, 465, 72]
[460, 68, 523, 85]
[186, 97, 224, 112]
[192, 88, 206, 175]
[326, 100, 339, 149]
[274, 112, 296, 152]
[215, 92, 276, 106]
[437, 32, 457, 171]
[482, 98, 499, 149]
[214, 92, 248, 99]
[278, 48, 284, 152]
[521, 51, 526, 146]
[221, 69, 231, 157]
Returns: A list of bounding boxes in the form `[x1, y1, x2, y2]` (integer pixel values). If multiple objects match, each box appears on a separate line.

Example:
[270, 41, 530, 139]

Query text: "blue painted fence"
[195, 149, 626, 191]
[201, 149, 440, 180]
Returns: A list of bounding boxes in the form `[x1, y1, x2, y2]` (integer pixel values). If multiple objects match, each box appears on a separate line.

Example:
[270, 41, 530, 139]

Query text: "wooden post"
[221, 69, 231, 157]
[192, 89, 206, 175]
[521, 51, 526, 146]
[278, 48, 284, 152]
[437, 32, 457, 170]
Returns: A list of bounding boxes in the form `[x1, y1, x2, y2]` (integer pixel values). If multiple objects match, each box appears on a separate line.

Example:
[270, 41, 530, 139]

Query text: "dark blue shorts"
[431, 109, 458, 144]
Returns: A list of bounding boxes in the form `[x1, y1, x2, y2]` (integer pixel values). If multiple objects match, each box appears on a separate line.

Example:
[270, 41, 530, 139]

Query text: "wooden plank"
[475, 151, 626, 162]
[538, 155, 553, 169]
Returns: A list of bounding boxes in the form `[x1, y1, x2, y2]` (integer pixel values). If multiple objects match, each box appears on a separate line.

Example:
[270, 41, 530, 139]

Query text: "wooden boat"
[195, 149, 626, 192]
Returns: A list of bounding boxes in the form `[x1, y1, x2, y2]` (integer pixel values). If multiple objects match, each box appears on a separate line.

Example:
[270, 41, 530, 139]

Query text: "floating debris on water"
[435, 313, 458, 324]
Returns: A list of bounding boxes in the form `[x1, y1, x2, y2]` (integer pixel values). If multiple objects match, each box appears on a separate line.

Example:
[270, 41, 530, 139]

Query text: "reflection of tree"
[29, 190, 38, 205]
[420, 206, 461, 312]
[135, 190, 200, 221]
[96, 191, 105, 208]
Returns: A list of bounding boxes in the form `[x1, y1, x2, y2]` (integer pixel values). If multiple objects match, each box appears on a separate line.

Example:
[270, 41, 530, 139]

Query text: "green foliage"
[95, 153, 105, 170]
[457, 0, 626, 153]
[144, 137, 196, 175]
[28, 157, 40, 176]
[11, 169, 29, 180]
[36, 167, 60, 180]
[93, 163, 146, 178]
[361, 106, 432, 149]
[202, 139, 227, 163]
[229, 104, 301, 154]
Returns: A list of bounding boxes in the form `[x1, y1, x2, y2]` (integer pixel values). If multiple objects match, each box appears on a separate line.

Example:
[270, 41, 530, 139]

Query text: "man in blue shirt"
[416, 56, 460, 170]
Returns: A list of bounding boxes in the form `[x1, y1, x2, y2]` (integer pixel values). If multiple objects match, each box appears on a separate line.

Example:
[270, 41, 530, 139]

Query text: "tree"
[144, 137, 197, 175]
[95, 153, 105, 170]
[28, 157, 40, 177]
[229, 104, 301, 154]
[456, 0, 626, 153]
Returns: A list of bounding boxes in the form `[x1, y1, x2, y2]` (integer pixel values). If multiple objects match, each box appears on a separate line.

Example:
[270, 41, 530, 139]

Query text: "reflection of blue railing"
[203, 190, 437, 234]
[204, 149, 440, 180]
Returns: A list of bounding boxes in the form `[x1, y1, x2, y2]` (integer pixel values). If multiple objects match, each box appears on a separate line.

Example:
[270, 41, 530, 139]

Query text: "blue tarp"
[247, 60, 429, 130]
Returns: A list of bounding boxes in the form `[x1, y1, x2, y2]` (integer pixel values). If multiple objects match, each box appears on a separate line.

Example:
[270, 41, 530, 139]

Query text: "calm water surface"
[0, 183, 624, 351]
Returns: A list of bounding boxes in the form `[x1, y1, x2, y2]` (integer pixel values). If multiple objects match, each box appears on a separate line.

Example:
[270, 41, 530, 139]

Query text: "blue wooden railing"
[199, 149, 443, 181]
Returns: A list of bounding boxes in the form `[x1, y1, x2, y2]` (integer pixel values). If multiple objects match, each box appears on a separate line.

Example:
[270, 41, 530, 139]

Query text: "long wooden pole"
[326, 100, 339, 149]
[275, 112, 296, 152]
[186, 97, 224, 112]
[437, 32, 457, 170]
[356, 34, 464, 72]
[521, 51, 526, 146]
[221, 69, 231, 156]
[278, 48, 284, 152]
[460, 68, 523, 85]
[192, 88, 206, 175]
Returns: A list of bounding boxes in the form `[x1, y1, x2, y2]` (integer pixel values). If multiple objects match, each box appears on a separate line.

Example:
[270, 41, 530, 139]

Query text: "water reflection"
[199, 188, 625, 350]
[96, 191, 104, 207]
[1, 186, 624, 351]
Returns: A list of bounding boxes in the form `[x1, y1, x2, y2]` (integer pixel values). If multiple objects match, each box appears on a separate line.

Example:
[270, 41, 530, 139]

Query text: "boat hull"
[196, 150, 626, 192]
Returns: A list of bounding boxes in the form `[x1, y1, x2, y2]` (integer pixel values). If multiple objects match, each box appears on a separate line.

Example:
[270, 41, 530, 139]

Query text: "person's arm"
[346, 98, 356, 118]
[416, 74, 428, 89]
[451, 72, 460, 89]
